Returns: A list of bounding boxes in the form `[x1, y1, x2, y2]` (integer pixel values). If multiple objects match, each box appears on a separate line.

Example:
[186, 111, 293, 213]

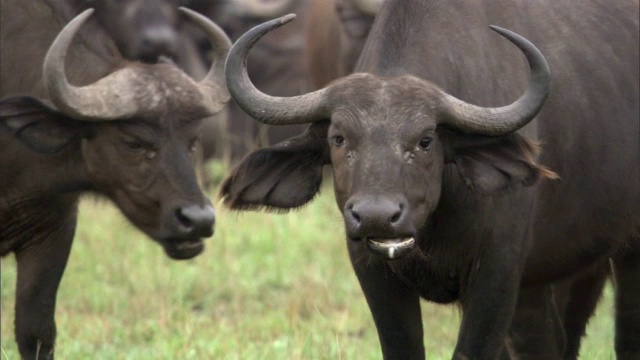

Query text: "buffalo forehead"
[329, 74, 441, 128]
[128, 65, 210, 123]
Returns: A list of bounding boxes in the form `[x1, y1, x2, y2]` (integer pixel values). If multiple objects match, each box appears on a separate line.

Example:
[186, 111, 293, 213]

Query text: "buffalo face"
[43, 8, 230, 259]
[1, 95, 216, 261]
[0, 8, 231, 259]
[326, 76, 446, 259]
[221, 16, 553, 260]
[81, 115, 213, 259]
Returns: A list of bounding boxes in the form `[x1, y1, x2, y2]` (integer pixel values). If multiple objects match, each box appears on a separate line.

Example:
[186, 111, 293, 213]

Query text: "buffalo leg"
[504, 285, 565, 360]
[454, 267, 521, 359]
[453, 194, 537, 359]
[348, 241, 424, 360]
[612, 245, 640, 360]
[555, 263, 609, 360]
[14, 228, 74, 360]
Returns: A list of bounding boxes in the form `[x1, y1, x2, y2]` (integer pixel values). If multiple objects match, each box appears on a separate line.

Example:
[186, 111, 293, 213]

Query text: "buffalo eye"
[332, 135, 345, 147]
[418, 136, 433, 150]
[124, 140, 144, 151]
[124, 140, 156, 159]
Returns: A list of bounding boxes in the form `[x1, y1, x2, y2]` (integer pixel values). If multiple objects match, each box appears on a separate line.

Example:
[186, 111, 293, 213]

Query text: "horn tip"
[488, 25, 508, 35]
[74, 7, 95, 22]
[178, 6, 194, 14]
[178, 6, 203, 19]
[81, 8, 95, 16]
[280, 14, 297, 25]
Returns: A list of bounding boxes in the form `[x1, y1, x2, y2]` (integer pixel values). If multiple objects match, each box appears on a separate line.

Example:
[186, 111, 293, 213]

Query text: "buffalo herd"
[1, 0, 638, 359]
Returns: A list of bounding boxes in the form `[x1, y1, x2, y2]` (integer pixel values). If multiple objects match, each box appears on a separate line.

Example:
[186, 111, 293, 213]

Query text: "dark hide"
[221, 0, 639, 359]
[0, 97, 80, 154]
[552, 262, 610, 359]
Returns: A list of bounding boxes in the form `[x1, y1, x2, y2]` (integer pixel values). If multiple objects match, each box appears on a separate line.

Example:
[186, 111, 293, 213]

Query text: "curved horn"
[439, 26, 550, 135]
[234, 0, 297, 19]
[351, 0, 384, 15]
[225, 14, 331, 125]
[43, 9, 140, 120]
[179, 7, 231, 115]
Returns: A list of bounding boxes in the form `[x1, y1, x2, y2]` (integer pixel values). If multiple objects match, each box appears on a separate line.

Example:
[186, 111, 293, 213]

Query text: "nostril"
[389, 211, 400, 223]
[389, 203, 403, 223]
[174, 205, 215, 237]
[351, 208, 361, 223]
[175, 208, 194, 230]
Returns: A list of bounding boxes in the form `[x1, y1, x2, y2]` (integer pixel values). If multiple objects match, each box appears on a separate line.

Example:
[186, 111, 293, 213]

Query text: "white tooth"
[389, 247, 396, 259]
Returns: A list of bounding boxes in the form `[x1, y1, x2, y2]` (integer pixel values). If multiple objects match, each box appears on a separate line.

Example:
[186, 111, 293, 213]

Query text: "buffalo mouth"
[366, 237, 416, 260]
[367, 237, 416, 260]
[161, 237, 204, 260]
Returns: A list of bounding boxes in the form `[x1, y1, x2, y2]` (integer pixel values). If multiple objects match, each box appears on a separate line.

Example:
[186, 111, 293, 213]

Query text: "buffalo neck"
[0, 138, 91, 211]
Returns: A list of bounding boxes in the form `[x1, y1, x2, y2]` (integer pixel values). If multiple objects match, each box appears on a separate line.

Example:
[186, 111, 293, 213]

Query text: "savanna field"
[1, 163, 616, 359]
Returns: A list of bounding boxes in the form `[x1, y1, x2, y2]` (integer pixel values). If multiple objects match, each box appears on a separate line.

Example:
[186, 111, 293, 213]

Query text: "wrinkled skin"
[221, 0, 639, 358]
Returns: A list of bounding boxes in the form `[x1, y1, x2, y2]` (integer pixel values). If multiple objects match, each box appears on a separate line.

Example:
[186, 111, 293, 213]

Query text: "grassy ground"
[1, 164, 615, 359]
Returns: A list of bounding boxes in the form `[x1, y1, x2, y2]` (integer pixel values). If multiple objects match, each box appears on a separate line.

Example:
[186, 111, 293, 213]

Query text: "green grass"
[1, 164, 615, 359]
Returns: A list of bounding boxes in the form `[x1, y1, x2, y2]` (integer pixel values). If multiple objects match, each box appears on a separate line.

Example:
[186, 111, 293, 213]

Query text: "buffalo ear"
[0, 96, 82, 154]
[220, 122, 330, 211]
[441, 129, 557, 195]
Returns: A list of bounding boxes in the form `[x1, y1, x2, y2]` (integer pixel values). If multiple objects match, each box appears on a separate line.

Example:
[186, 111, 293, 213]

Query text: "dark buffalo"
[221, 0, 639, 358]
[0, 5, 230, 358]
[305, 0, 381, 89]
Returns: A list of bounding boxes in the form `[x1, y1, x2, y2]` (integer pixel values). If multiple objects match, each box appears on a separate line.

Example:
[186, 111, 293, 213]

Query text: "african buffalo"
[0, 5, 230, 359]
[221, 0, 639, 358]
